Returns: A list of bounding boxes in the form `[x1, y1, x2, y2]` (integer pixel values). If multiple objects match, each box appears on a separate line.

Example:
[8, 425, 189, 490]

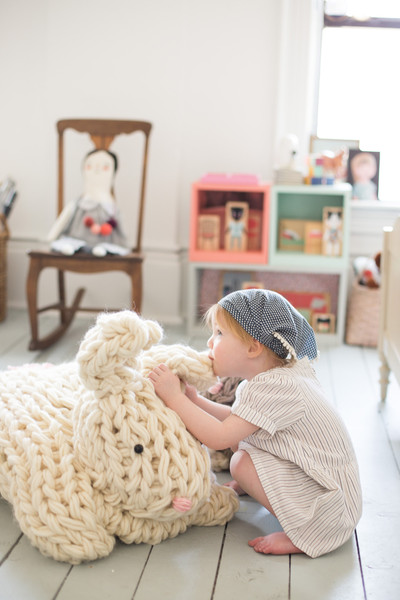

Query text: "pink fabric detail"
[172, 497, 192, 512]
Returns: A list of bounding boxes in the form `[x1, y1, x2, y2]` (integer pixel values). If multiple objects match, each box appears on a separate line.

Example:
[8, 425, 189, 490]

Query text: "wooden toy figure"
[224, 201, 249, 252]
[322, 207, 343, 257]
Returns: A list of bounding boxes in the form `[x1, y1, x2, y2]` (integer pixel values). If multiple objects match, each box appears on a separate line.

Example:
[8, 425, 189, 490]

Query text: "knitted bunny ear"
[77, 311, 163, 389]
[95, 310, 163, 351]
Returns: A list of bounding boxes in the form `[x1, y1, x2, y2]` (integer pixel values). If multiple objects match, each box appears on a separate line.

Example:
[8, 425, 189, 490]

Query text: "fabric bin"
[345, 279, 380, 347]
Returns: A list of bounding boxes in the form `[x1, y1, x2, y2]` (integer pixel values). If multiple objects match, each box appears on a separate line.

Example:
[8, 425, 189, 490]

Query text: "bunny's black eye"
[134, 444, 144, 454]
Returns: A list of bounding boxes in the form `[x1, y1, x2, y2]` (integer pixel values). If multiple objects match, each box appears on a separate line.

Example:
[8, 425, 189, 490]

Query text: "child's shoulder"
[271, 357, 313, 375]
[251, 358, 315, 387]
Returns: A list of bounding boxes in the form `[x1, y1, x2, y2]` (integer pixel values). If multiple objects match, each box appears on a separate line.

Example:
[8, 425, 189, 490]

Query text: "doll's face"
[351, 154, 377, 183]
[325, 211, 342, 228]
[230, 207, 244, 221]
[83, 150, 115, 198]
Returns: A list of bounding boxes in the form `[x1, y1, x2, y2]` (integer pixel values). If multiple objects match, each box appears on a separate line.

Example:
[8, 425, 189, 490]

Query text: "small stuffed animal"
[201, 377, 243, 472]
[0, 311, 239, 563]
[353, 252, 381, 288]
[48, 149, 128, 257]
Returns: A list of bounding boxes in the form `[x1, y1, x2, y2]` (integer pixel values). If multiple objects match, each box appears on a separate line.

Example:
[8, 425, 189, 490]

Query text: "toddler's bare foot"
[224, 480, 246, 496]
[249, 532, 303, 555]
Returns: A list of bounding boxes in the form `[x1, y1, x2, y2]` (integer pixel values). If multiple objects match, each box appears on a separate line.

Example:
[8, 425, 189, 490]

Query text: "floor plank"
[215, 498, 289, 600]
[0, 536, 71, 600]
[291, 538, 364, 600]
[57, 543, 151, 600]
[134, 526, 226, 600]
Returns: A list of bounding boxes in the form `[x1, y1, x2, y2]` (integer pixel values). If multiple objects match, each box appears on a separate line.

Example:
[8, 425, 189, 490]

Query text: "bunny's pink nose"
[172, 497, 192, 512]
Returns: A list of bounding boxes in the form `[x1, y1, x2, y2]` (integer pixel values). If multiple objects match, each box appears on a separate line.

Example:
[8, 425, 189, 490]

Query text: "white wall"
[0, 0, 321, 323]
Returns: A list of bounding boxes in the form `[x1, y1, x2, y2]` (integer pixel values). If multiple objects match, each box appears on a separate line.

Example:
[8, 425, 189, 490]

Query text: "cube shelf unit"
[270, 184, 351, 270]
[189, 177, 271, 264]
[187, 183, 352, 346]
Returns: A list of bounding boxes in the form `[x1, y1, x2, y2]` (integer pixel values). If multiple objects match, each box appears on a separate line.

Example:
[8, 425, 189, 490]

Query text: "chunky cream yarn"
[0, 311, 239, 563]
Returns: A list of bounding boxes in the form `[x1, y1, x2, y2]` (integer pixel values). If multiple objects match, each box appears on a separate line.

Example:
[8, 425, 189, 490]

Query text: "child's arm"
[148, 364, 257, 450]
[184, 383, 232, 421]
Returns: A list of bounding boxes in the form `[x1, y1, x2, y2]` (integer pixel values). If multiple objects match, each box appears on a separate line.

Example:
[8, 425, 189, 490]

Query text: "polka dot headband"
[218, 289, 318, 361]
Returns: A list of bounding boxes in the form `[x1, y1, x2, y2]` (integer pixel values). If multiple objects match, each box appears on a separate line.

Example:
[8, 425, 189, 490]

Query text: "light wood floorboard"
[0, 309, 399, 599]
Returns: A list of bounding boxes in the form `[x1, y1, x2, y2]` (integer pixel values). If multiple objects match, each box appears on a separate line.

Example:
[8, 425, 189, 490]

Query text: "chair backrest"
[57, 119, 152, 252]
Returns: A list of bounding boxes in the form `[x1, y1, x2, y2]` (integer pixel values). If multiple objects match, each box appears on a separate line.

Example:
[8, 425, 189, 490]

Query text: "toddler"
[148, 289, 362, 558]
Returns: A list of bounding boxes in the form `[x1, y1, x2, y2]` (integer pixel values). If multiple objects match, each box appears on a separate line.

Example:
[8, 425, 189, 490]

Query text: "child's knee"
[230, 449, 250, 481]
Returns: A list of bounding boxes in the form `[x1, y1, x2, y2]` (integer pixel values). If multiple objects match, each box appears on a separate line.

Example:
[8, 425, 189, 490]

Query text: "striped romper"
[232, 358, 362, 558]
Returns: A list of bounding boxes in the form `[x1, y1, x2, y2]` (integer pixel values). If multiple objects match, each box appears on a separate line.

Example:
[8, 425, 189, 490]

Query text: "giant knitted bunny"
[0, 311, 239, 564]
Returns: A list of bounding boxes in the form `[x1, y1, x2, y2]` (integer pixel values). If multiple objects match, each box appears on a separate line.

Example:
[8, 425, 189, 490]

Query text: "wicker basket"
[345, 279, 381, 347]
[0, 213, 9, 322]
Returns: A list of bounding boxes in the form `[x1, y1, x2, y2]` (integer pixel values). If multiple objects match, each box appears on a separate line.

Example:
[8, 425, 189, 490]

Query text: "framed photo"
[304, 221, 323, 255]
[197, 215, 220, 251]
[347, 149, 380, 200]
[312, 312, 336, 334]
[247, 209, 263, 252]
[309, 136, 359, 154]
[278, 219, 306, 252]
[322, 206, 343, 257]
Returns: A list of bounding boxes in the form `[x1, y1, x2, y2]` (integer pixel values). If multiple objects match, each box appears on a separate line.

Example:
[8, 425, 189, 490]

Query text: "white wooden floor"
[0, 308, 399, 600]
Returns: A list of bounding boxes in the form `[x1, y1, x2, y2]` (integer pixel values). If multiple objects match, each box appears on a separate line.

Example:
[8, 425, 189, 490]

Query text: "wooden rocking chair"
[26, 118, 152, 350]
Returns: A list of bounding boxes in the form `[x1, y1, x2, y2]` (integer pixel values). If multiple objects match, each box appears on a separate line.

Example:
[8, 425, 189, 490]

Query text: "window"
[317, 1, 400, 202]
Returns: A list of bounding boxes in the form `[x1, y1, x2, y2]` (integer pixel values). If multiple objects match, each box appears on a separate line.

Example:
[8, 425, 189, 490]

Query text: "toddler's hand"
[148, 363, 181, 406]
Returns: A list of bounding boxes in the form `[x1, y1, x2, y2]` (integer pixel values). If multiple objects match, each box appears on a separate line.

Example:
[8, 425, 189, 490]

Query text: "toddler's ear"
[247, 339, 264, 358]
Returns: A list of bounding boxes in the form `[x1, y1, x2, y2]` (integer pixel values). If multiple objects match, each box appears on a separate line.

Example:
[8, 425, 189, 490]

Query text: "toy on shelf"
[312, 312, 336, 334]
[306, 150, 345, 185]
[0, 311, 239, 563]
[48, 149, 128, 257]
[197, 215, 220, 251]
[304, 221, 323, 254]
[274, 134, 304, 185]
[224, 201, 249, 251]
[0, 178, 18, 219]
[352, 252, 381, 288]
[279, 219, 306, 252]
[322, 206, 343, 256]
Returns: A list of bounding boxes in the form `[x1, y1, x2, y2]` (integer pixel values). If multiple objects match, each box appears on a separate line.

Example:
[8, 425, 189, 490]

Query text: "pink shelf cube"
[200, 173, 260, 186]
[189, 179, 271, 264]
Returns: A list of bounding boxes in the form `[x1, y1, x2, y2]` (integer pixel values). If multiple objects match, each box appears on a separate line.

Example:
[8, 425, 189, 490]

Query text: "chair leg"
[130, 266, 142, 313]
[27, 261, 86, 351]
[26, 258, 42, 350]
[58, 269, 68, 324]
